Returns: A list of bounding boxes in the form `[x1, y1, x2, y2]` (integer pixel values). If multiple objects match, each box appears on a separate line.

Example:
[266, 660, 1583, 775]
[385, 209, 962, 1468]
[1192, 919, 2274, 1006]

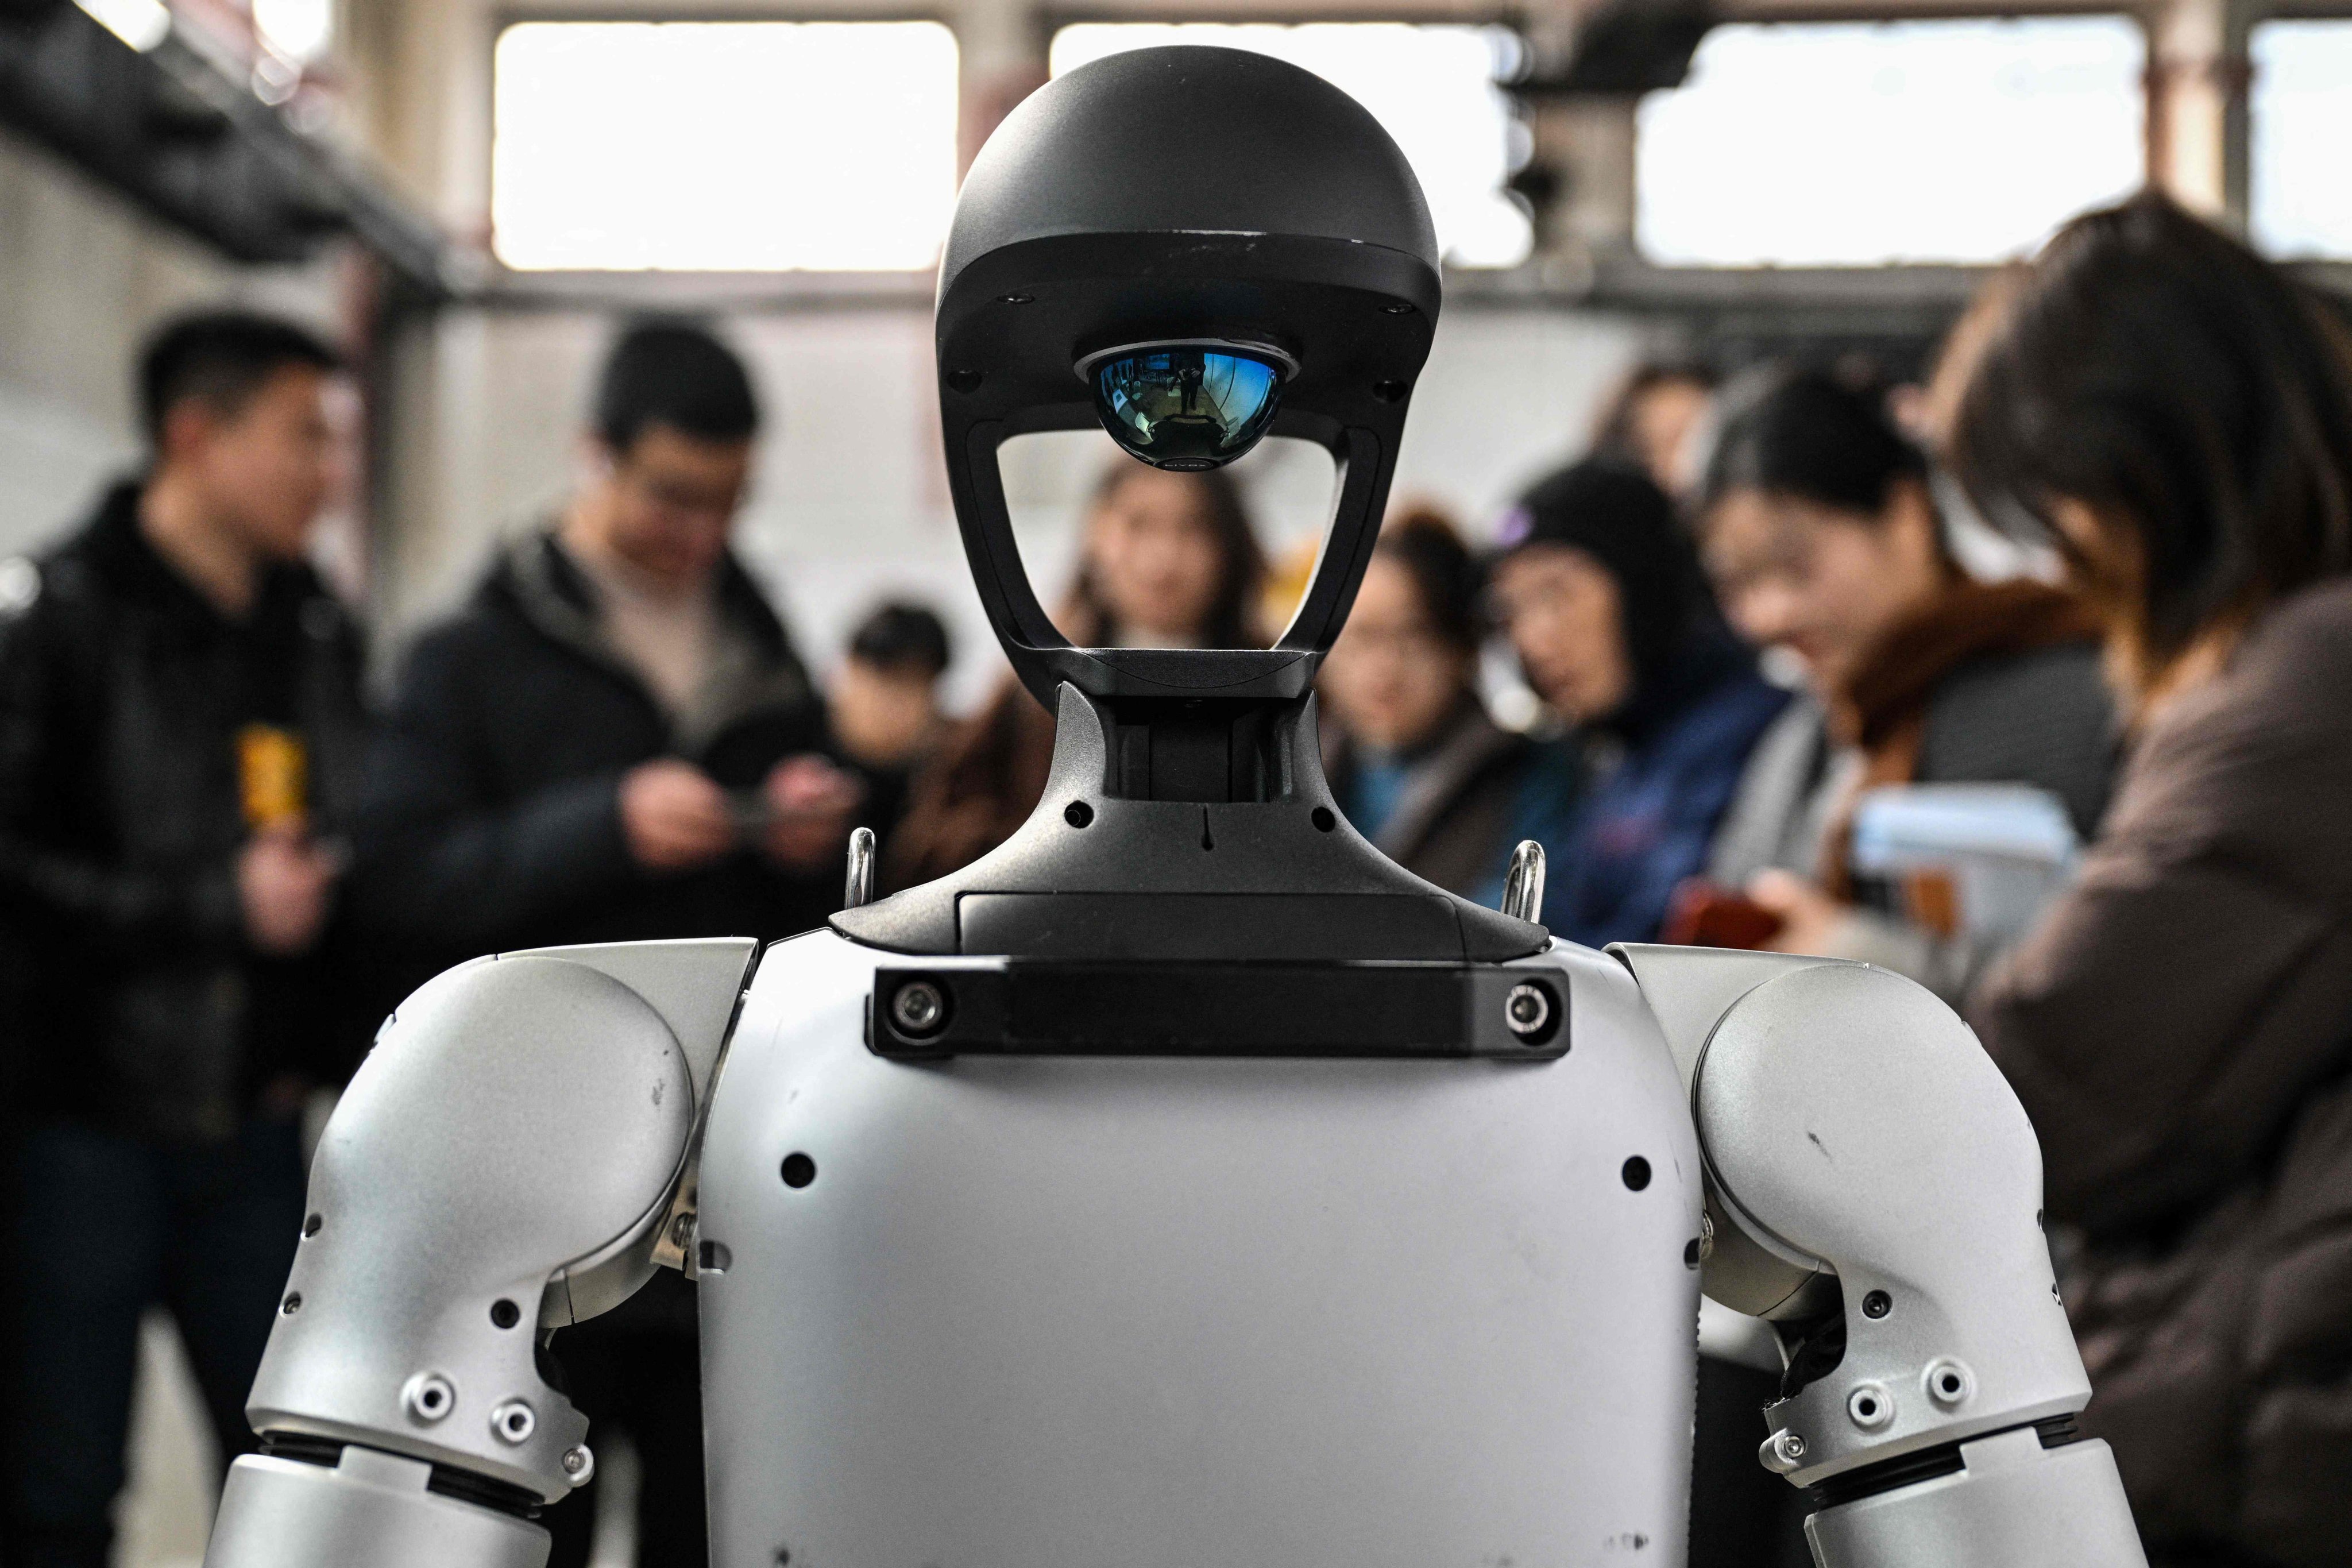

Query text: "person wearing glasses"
[353, 318, 859, 1568]
[1316, 507, 1533, 897]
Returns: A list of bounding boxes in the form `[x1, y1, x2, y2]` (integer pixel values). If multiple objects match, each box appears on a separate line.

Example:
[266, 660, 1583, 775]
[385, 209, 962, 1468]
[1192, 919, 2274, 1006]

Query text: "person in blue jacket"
[1487, 458, 1788, 949]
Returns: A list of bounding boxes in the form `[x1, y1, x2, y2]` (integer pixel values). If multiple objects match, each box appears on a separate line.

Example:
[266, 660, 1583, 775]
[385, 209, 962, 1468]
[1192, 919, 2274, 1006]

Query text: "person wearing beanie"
[1486, 458, 1790, 948]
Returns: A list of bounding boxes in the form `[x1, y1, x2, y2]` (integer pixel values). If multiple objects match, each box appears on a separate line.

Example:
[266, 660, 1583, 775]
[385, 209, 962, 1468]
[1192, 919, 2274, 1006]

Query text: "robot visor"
[1083, 342, 1291, 472]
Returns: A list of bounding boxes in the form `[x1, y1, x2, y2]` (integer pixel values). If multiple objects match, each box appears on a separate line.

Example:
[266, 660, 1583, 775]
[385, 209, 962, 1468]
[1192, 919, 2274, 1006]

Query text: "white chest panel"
[697, 932, 1701, 1568]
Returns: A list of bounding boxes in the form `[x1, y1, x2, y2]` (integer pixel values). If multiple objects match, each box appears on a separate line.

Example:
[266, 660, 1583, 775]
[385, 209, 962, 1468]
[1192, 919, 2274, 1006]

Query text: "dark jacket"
[354, 529, 836, 983]
[1509, 637, 1791, 950]
[1826, 577, 2114, 867]
[884, 674, 1057, 892]
[1323, 702, 1532, 899]
[1971, 580, 2352, 1566]
[0, 482, 370, 1143]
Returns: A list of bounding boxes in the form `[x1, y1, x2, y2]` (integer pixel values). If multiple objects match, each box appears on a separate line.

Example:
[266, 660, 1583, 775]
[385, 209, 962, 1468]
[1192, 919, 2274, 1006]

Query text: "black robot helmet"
[837, 45, 1543, 967]
[934, 45, 1443, 709]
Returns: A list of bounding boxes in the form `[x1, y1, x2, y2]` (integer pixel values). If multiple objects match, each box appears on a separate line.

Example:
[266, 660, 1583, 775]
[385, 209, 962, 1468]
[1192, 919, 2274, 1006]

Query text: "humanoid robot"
[202, 47, 2147, 1568]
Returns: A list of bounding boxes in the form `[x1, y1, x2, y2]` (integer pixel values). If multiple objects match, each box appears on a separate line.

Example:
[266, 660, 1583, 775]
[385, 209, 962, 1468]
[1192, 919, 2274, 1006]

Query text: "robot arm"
[1615, 945, 2148, 1568]
[202, 938, 760, 1568]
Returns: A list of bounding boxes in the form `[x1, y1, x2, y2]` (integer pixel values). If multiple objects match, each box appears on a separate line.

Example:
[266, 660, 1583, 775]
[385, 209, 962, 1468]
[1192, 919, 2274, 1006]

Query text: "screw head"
[403, 1373, 455, 1424]
[1759, 1427, 1808, 1473]
[1862, 1289, 1893, 1319]
[1924, 1358, 1975, 1408]
[491, 1399, 536, 1445]
[562, 1445, 596, 1486]
[670, 1212, 695, 1249]
[1847, 1382, 1894, 1430]
[279, 1292, 302, 1315]
[890, 980, 947, 1037]
[1503, 981, 1552, 1038]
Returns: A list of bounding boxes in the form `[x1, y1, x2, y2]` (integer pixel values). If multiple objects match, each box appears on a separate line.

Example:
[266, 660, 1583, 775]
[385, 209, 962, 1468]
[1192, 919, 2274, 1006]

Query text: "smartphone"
[1659, 879, 1785, 950]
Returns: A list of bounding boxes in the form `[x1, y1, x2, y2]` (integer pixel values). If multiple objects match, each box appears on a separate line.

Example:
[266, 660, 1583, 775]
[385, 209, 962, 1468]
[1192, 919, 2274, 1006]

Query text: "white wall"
[377, 299, 1656, 712]
[0, 133, 343, 559]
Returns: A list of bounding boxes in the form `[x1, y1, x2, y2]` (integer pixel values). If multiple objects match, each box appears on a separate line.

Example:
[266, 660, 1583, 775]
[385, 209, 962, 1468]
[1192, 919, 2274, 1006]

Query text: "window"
[2251, 21, 2352, 259]
[75, 0, 168, 52]
[1636, 17, 2145, 267]
[1049, 22, 1531, 269]
[491, 21, 959, 272]
[253, 0, 332, 64]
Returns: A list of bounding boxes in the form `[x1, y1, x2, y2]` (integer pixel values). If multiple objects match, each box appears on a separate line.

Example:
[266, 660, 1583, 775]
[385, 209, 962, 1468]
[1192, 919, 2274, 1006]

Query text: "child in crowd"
[829, 601, 952, 837]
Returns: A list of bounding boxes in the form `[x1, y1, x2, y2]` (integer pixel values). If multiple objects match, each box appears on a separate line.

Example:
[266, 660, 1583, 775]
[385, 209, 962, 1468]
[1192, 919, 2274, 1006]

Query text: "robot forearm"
[1618, 945, 2146, 1568]
[203, 940, 759, 1568]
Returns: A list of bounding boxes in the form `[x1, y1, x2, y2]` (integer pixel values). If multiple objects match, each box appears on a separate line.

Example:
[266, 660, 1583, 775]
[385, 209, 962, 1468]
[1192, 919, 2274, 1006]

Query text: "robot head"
[936, 45, 1441, 706]
[840, 48, 1536, 961]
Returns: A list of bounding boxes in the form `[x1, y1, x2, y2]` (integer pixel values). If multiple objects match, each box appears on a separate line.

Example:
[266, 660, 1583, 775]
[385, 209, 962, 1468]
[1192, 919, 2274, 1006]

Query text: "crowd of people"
[4, 188, 2351, 1568]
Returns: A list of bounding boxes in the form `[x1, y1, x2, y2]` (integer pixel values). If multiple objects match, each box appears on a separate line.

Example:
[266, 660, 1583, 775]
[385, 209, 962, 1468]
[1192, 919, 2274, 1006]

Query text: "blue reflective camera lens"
[1091, 347, 1283, 471]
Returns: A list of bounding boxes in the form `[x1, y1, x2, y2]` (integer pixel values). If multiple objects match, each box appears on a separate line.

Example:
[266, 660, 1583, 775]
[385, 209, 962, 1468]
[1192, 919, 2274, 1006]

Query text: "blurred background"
[1, 0, 2344, 1558]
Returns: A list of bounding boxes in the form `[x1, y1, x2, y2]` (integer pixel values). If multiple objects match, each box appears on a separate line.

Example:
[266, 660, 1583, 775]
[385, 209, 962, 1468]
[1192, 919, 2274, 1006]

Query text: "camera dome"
[1087, 344, 1285, 470]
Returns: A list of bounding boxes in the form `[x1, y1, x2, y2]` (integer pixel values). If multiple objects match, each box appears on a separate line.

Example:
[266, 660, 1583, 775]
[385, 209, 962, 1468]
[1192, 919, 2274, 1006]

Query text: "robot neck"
[830, 684, 1545, 963]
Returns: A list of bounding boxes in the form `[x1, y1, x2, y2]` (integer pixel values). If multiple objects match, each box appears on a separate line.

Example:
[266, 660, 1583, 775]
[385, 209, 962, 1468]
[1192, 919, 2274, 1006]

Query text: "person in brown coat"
[1949, 192, 2352, 1567]
[886, 461, 1265, 886]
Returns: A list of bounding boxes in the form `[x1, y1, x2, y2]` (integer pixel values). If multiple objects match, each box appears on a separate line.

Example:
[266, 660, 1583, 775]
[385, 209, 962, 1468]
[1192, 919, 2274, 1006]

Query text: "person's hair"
[1698, 362, 1929, 523]
[1590, 360, 1716, 468]
[886, 464, 1266, 886]
[1949, 191, 2352, 671]
[848, 601, 952, 681]
[1504, 458, 1712, 701]
[1067, 462, 1266, 650]
[594, 319, 761, 454]
[1373, 505, 1482, 656]
[138, 311, 339, 447]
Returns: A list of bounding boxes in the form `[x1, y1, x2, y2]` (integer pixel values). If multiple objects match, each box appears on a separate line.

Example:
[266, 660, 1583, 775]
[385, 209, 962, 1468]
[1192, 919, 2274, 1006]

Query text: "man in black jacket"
[356, 319, 856, 1568]
[0, 312, 365, 1568]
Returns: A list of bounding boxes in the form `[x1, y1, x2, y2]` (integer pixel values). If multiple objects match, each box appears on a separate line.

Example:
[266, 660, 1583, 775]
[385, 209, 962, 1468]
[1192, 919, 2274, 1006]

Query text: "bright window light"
[75, 0, 169, 52]
[492, 21, 959, 272]
[1636, 18, 2145, 267]
[253, 0, 332, 64]
[1049, 22, 1531, 270]
[2252, 22, 2352, 258]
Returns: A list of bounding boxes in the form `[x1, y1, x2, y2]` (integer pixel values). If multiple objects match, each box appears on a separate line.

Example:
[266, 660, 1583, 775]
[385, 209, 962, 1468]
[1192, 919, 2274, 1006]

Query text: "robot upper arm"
[206, 938, 758, 1568]
[1615, 945, 2146, 1567]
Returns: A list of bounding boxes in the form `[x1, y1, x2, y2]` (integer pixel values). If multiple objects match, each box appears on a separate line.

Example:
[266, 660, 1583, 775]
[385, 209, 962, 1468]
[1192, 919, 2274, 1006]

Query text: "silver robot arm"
[1615, 945, 2148, 1568]
[202, 938, 760, 1568]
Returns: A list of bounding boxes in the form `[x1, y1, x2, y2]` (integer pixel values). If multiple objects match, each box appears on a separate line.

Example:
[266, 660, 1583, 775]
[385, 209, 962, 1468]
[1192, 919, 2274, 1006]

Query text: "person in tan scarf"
[1693, 365, 2118, 999]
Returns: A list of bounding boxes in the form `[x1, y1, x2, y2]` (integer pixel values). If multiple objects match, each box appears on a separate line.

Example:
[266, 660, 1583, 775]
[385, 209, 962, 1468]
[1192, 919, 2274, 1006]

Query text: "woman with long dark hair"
[886, 462, 1265, 885]
[1952, 193, 2352, 1567]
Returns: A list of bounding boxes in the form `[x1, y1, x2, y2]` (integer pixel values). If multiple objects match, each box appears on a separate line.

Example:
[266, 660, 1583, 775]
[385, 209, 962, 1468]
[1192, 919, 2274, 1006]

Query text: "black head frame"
[934, 45, 1440, 708]
[835, 47, 1544, 965]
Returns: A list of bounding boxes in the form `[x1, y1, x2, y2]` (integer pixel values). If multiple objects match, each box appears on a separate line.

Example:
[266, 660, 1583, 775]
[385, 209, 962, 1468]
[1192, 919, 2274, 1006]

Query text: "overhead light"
[76, 0, 171, 52]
